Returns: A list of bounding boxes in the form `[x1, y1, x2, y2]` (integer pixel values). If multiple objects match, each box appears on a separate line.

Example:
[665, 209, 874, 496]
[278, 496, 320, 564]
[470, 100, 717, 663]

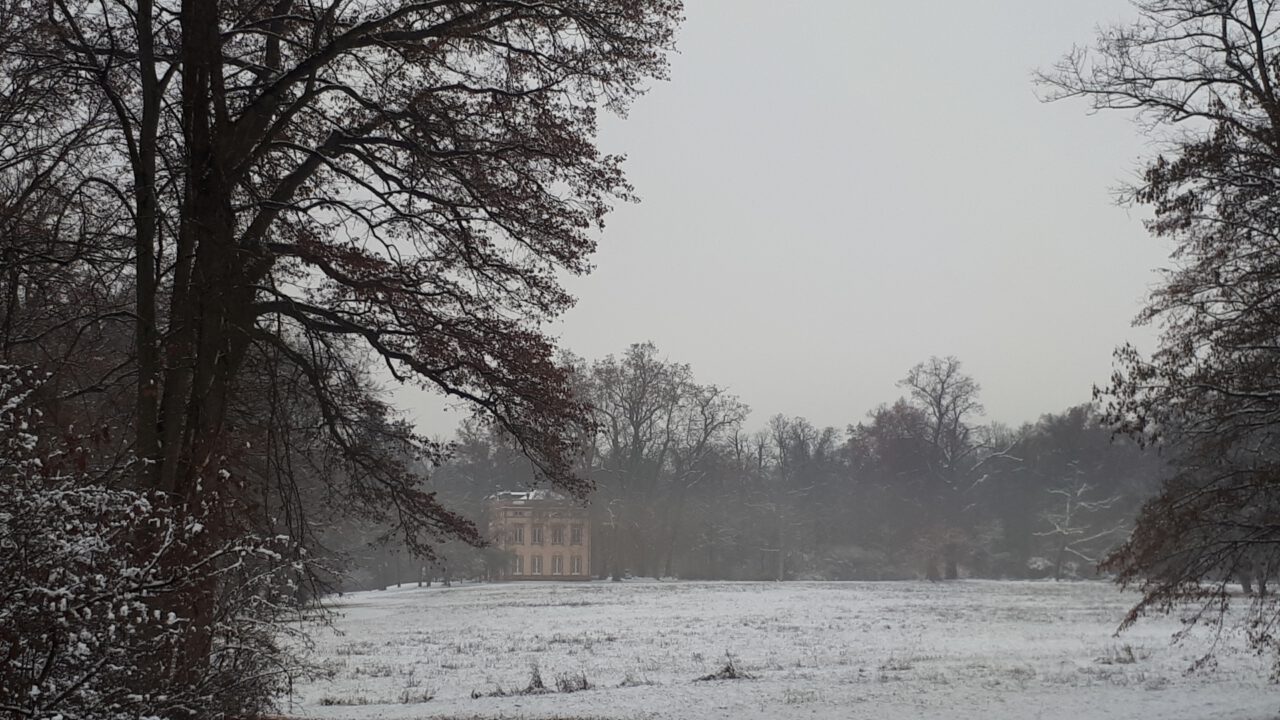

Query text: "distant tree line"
[377, 0, 1280, 676]
[311, 0, 1280, 680]
[351, 344, 1163, 586]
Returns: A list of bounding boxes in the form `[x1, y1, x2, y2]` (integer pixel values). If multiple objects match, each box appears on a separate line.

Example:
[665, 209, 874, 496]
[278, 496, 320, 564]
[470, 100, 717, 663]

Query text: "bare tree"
[900, 356, 984, 477]
[584, 342, 746, 578]
[1035, 477, 1123, 581]
[899, 356, 985, 579]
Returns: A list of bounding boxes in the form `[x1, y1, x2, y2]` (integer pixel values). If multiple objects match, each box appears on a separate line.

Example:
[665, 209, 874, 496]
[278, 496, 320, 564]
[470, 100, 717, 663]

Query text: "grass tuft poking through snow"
[555, 671, 592, 693]
[695, 653, 754, 681]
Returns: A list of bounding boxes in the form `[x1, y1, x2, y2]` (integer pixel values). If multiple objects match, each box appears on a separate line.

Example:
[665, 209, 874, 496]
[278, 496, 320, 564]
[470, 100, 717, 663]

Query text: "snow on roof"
[487, 489, 568, 503]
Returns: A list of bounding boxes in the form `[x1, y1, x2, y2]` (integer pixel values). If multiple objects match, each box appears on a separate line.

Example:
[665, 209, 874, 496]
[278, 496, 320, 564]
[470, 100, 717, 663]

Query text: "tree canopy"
[1044, 0, 1280, 667]
[0, 1, 682, 716]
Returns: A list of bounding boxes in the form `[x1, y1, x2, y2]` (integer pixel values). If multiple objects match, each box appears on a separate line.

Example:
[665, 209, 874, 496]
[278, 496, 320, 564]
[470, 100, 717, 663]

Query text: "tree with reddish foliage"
[1044, 0, 1280, 670]
[1, 0, 682, 713]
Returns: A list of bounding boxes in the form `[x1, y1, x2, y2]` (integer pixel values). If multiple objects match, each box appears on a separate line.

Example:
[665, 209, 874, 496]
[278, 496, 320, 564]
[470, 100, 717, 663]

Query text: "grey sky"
[406, 0, 1171, 436]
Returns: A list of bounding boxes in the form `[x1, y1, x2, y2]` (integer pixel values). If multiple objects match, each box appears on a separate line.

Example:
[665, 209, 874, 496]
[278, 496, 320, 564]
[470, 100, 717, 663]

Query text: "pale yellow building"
[487, 490, 590, 580]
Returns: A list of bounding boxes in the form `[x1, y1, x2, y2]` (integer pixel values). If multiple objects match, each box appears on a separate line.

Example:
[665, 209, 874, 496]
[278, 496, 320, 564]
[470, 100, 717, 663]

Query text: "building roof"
[487, 489, 569, 503]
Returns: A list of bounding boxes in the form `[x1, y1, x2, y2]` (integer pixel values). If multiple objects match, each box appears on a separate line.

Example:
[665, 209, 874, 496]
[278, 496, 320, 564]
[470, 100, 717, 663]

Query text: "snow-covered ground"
[288, 580, 1278, 720]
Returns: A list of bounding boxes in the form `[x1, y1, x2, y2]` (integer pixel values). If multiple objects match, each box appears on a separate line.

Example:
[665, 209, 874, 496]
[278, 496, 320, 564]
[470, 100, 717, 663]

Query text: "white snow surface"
[289, 580, 1279, 720]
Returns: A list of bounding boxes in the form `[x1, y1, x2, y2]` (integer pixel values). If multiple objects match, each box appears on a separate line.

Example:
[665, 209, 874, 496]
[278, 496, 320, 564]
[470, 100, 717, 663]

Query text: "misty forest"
[362, 348, 1163, 588]
[2, 1, 1280, 720]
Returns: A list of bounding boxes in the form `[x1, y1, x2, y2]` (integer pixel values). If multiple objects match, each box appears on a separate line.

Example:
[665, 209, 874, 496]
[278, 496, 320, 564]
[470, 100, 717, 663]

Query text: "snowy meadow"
[288, 580, 1277, 720]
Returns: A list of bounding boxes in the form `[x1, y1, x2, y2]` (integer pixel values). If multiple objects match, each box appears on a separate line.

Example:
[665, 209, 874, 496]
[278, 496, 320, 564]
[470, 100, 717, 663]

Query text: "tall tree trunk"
[1, 252, 19, 358]
[134, 0, 162, 487]
[663, 486, 689, 578]
[165, 0, 244, 689]
[924, 555, 940, 582]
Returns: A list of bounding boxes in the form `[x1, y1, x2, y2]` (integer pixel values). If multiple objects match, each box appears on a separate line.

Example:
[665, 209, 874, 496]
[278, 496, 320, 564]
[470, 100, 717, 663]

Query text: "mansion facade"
[487, 490, 591, 580]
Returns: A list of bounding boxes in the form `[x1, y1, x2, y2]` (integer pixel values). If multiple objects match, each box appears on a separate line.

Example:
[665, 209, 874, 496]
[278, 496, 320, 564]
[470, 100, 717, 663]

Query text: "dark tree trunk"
[943, 541, 961, 580]
[164, 0, 256, 691]
[133, 0, 162, 487]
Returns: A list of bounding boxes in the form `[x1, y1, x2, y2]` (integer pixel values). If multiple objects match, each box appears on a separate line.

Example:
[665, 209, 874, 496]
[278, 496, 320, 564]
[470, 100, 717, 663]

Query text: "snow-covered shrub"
[0, 366, 311, 719]
[1027, 556, 1055, 577]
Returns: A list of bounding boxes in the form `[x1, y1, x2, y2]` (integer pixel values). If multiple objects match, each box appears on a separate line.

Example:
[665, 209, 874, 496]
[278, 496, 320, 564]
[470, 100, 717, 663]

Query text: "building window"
[531, 525, 545, 545]
[571, 555, 583, 575]
[513, 554, 524, 575]
[510, 525, 525, 545]
[551, 555, 563, 575]
[570, 525, 583, 545]
[531, 555, 543, 575]
[551, 525, 565, 545]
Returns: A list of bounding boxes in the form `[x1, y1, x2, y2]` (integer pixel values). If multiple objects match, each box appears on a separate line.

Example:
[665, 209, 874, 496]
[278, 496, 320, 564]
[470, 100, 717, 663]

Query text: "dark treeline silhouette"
[348, 344, 1162, 587]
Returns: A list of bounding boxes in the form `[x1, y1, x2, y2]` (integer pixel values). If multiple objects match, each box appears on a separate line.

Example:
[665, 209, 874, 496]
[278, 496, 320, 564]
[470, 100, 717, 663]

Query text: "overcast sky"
[407, 0, 1171, 437]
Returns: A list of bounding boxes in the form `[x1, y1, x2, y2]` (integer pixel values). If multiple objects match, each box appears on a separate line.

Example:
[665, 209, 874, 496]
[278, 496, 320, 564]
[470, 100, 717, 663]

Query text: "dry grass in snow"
[287, 580, 1278, 720]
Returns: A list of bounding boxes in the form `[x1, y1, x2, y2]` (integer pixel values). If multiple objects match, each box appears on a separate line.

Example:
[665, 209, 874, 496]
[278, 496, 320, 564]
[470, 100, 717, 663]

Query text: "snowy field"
[288, 580, 1279, 720]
